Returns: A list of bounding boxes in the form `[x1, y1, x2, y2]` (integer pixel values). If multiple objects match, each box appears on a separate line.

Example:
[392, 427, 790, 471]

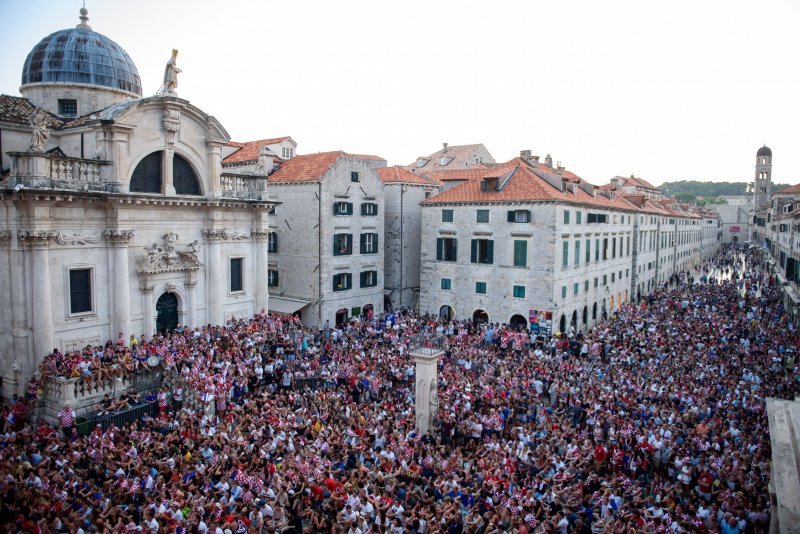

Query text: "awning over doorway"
[268, 296, 312, 315]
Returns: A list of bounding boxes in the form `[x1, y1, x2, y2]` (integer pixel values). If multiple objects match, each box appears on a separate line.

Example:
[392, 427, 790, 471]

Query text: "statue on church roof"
[28, 108, 49, 152]
[159, 49, 181, 95]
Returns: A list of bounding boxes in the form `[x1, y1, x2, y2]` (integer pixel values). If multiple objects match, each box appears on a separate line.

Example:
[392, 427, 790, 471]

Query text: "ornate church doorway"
[156, 292, 179, 334]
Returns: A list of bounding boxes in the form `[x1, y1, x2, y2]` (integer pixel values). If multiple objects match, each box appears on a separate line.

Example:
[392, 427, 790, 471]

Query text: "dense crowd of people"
[0, 245, 797, 533]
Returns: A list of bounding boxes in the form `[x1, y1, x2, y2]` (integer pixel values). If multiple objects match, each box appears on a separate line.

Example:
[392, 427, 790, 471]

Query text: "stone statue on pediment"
[159, 49, 181, 95]
[29, 108, 49, 152]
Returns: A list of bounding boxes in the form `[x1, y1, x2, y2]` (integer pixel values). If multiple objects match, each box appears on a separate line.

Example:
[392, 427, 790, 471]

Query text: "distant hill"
[659, 180, 791, 205]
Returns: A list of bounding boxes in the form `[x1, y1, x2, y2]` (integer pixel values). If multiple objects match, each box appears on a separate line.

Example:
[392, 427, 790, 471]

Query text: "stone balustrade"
[220, 173, 269, 200]
[50, 156, 103, 183]
[7, 151, 112, 191]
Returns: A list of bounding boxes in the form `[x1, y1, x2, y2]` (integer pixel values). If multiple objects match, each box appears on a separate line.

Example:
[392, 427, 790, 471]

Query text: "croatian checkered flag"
[243, 490, 253, 503]
[370, 379, 380, 394]
[298, 461, 311, 478]
[157, 344, 167, 358]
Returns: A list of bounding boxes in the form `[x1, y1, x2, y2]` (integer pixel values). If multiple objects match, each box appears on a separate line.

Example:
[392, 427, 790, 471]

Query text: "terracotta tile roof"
[614, 175, 660, 190]
[405, 143, 494, 172]
[267, 151, 384, 183]
[377, 166, 434, 185]
[421, 161, 512, 182]
[223, 137, 293, 164]
[0, 94, 62, 128]
[776, 183, 800, 195]
[422, 161, 641, 212]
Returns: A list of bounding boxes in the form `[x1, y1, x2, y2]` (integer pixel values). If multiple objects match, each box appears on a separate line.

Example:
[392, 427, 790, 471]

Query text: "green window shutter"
[436, 238, 443, 260]
[514, 240, 527, 267]
[333, 275, 338, 291]
[361, 203, 367, 216]
[507, 210, 514, 222]
[452, 239, 457, 261]
[360, 234, 366, 253]
[346, 273, 352, 289]
[373, 233, 379, 252]
[470, 239, 477, 263]
[486, 240, 494, 264]
[360, 272, 366, 287]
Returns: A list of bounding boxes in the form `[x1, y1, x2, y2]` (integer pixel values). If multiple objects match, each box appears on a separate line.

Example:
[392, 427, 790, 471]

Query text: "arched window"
[174, 154, 201, 195]
[130, 151, 201, 195]
[130, 152, 162, 193]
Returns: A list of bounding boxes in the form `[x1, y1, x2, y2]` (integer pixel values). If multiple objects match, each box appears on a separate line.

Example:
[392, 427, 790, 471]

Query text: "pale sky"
[2, 0, 798, 186]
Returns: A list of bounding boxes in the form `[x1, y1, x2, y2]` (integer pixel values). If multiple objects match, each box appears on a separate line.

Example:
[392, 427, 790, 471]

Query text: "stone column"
[203, 229, 225, 326]
[141, 280, 155, 335]
[410, 335, 444, 434]
[163, 148, 176, 196]
[20, 231, 55, 364]
[105, 230, 135, 338]
[186, 279, 197, 328]
[252, 228, 270, 313]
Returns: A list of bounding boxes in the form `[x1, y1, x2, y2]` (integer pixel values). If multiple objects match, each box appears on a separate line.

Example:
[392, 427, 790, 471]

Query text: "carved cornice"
[202, 228, 249, 241]
[53, 232, 102, 245]
[251, 228, 270, 240]
[0, 231, 11, 246]
[18, 230, 56, 247]
[104, 229, 136, 245]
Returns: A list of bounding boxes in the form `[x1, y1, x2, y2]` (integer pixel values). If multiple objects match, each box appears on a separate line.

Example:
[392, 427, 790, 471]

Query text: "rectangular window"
[333, 273, 352, 291]
[594, 277, 598, 288]
[69, 268, 92, 314]
[360, 233, 378, 254]
[588, 213, 608, 224]
[333, 233, 353, 256]
[475, 282, 487, 294]
[611, 272, 616, 283]
[562, 241, 569, 268]
[441, 278, 452, 290]
[564, 210, 570, 224]
[513, 240, 527, 267]
[584, 280, 589, 292]
[470, 239, 494, 264]
[281, 147, 294, 159]
[230, 258, 243, 292]
[360, 270, 377, 288]
[612, 237, 617, 258]
[561, 285, 567, 299]
[573, 283, 579, 296]
[585, 238, 591, 263]
[333, 202, 353, 215]
[576, 211, 582, 224]
[268, 269, 279, 287]
[603, 274, 607, 285]
[361, 203, 378, 216]
[476, 210, 489, 223]
[351, 171, 360, 182]
[58, 99, 77, 117]
[513, 285, 526, 298]
[507, 210, 531, 223]
[575, 241, 581, 266]
[602, 238, 608, 260]
[441, 209, 454, 223]
[268, 232, 278, 253]
[436, 238, 457, 261]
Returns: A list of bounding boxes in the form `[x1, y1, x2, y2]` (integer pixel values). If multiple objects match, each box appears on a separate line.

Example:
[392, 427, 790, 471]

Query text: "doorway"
[335, 308, 348, 326]
[156, 292, 179, 334]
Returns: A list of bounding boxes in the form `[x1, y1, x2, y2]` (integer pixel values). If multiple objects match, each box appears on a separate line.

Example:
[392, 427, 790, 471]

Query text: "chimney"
[520, 149, 532, 159]
[442, 142, 448, 153]
[532, 155, 540, 163]
[544, 154, 553, 167]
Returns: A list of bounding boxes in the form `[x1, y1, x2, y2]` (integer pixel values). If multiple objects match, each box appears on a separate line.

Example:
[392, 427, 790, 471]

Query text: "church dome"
[757, 145, 772, 158]
[20, 8, 142, 97]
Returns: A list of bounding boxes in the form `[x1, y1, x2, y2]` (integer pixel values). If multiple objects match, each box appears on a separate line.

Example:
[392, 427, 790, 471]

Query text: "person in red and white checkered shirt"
[58, 403, 76, 438]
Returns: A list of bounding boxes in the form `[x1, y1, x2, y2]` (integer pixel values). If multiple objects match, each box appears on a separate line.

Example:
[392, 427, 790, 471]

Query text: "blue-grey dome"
[21, 16, 141, 96]
[757, 145, 772, 158]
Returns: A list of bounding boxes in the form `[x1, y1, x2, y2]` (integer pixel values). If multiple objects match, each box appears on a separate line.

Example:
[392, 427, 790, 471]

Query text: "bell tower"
[754, 145, 772, 208]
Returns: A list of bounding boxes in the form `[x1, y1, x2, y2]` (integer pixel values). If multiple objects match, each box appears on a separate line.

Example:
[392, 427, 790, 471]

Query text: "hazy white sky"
[2, 0, 798, 186]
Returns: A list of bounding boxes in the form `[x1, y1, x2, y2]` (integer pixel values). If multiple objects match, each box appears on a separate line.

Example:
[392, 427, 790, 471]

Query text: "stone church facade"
[0, 9, 276, 398]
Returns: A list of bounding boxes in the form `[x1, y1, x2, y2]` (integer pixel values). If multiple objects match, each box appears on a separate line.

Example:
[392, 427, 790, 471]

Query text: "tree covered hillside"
[659, 180, 790, 205]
